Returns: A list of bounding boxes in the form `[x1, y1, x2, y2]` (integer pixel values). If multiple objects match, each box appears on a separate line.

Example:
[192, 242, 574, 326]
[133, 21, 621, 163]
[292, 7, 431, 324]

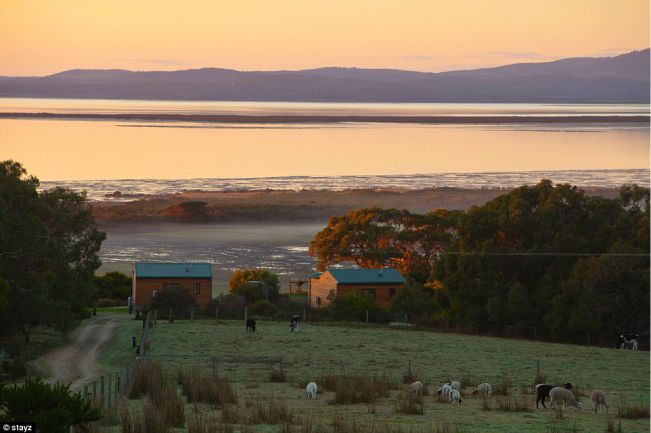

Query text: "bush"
[249, 299, 278, 317]
[0, 377, 101, 433]
[96, 298, 116, 308]
[178, 370, 237, 406]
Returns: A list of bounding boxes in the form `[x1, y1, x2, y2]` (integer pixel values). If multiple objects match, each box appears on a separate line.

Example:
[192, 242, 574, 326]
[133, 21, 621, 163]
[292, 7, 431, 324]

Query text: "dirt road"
[37, 315, 120, 390]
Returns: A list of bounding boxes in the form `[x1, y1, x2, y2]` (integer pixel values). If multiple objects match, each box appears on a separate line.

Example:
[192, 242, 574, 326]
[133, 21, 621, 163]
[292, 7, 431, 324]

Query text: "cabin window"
[316, 296, 322, 306]
[193, 283, 201, 294]
[361, 288, 376, 299]
[389, 288, 396, 298]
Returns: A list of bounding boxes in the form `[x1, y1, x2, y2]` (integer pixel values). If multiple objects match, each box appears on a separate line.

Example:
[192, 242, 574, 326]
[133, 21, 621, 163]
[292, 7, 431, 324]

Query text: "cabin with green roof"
[132, 262, 213, 308]
[308, 268, 405, 308]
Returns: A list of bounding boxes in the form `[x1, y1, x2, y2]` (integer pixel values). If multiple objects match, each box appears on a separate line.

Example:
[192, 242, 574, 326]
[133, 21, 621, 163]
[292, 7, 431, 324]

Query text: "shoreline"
[92, 186, 622, 225]
[1, 112, 649, 124]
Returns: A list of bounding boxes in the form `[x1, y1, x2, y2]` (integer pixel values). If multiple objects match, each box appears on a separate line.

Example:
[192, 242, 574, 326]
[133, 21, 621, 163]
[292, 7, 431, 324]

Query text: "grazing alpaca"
[536, 383, 573, 409]
[290, 315, 300, 332]
[246, 318, 256, 332]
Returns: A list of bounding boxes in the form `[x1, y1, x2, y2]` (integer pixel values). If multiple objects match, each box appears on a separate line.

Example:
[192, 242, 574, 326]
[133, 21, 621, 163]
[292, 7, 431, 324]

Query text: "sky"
[1, 0, 649, 76]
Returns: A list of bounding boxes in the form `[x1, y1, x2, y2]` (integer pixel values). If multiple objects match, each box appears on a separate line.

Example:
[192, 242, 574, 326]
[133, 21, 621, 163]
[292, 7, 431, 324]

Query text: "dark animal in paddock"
[246, 318, 256, 332]
[290, 315, 300, 332]
[536, 383, 573, 409]
[616, 333, 639, 350]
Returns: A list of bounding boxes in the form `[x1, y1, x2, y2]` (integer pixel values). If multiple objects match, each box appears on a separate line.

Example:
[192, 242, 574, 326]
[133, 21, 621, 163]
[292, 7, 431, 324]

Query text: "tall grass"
[221, 404, 242, 424]
[143, 398, 170, 433]
[395, 391, 424, 415]
[490, 396, 534, 412]
[148, 385, 185, 427]
[604, 418, 623, 433]
[129, 360, 167, 398]
[318, 372, 397, 404]
[270, 368, 287, 382]
[249, 399, 294, 424]
[330, 414, 450, 433]
[179, 369, 238, 406]
[492, 373, 512, 396]
[617, 401, 650, 419]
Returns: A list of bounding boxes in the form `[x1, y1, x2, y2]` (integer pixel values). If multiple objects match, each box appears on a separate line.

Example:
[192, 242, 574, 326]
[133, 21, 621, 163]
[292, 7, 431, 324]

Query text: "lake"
[1, 99, 648, 182]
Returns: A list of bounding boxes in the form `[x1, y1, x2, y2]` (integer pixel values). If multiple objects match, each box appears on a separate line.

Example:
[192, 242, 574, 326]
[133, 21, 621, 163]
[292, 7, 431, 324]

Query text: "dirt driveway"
[37, 315, 121, 390]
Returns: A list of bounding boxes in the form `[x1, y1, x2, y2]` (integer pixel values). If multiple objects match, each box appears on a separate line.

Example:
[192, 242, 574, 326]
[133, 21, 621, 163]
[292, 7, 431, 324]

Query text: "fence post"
[100, 375, 105, 407]
[536, 360, 540, 382]
[215, 306, 219, 319]
[169, 308, 173, 323]
[365, 310, 369, 323]
[92, 382, 97, 401]
[84, 385, 89, 401]
[117, 374, 121, 398]
[534, 326, 537, 341]
[212, 356, 218, 377]
[244, 307, 248, 324]
[303, 307, 306, 321]
[107, 374, 113, 408]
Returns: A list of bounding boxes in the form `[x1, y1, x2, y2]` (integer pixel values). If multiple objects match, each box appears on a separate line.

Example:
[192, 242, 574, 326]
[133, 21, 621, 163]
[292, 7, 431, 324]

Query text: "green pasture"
[96, 317, 650, 432]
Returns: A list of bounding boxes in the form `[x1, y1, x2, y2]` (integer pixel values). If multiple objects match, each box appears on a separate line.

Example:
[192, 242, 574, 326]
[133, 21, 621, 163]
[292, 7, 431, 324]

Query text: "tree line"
[309, 180, 650, 345]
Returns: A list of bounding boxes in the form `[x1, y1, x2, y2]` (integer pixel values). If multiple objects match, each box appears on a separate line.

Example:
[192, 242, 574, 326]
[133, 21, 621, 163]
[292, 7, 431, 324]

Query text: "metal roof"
[134, 262, 212, 278]
[327, 268, 405, 284]
[308, 272, 323, 279]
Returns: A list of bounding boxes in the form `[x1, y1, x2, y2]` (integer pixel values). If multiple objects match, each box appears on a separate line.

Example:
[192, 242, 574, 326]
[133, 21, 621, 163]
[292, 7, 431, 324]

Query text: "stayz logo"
[1, 423, 35, 432]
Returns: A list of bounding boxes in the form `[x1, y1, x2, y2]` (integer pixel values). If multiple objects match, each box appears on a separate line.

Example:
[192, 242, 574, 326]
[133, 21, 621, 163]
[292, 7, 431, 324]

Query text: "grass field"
[94, 317, 650, 433]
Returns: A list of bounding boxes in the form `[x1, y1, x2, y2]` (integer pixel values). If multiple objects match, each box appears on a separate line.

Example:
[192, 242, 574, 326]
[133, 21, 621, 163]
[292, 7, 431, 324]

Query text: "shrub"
[0, 378, 101, 433]
[250, 299, 278, 317]
[96, 298, 116, 308]
[94, 272, 131, 301]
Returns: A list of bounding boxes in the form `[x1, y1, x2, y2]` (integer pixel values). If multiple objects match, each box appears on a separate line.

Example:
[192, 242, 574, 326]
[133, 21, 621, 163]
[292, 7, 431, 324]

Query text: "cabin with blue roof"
[308, 268, 405, 308]
[132, 262, 213, 308]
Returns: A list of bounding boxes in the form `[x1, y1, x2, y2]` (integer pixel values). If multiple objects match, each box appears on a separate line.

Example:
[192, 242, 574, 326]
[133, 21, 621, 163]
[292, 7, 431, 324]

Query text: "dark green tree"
[0, 160, 105, 335]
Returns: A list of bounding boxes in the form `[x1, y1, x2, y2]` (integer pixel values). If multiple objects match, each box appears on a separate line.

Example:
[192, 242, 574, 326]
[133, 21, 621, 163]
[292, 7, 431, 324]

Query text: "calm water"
[1, 98, 649, 116]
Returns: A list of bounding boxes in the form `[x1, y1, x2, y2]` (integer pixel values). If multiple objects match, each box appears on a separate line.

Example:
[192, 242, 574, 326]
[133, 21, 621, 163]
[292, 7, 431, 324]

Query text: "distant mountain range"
[0, 49, 648, 103]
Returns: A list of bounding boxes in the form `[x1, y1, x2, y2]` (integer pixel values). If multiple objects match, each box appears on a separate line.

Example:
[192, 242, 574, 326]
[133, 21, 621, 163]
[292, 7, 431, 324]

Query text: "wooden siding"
[133, 277, 212, 308]
[309, 272, 338, 308]
[309, 271, 402, 308]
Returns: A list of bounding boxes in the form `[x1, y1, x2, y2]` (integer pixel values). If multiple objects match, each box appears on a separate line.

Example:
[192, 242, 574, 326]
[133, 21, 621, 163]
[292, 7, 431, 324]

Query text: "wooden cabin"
[132, 262, 213, 308]
[308, 268, 405, 308]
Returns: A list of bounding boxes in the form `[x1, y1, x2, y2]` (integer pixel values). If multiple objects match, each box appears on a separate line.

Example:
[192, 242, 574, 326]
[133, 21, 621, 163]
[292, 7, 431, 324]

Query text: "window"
[193, 283, 201, 294]
[163, 283, 180, 290]
[389, 288, 396, 298]
[316, 296, 322, 306]
[361, 288, 376, 299]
